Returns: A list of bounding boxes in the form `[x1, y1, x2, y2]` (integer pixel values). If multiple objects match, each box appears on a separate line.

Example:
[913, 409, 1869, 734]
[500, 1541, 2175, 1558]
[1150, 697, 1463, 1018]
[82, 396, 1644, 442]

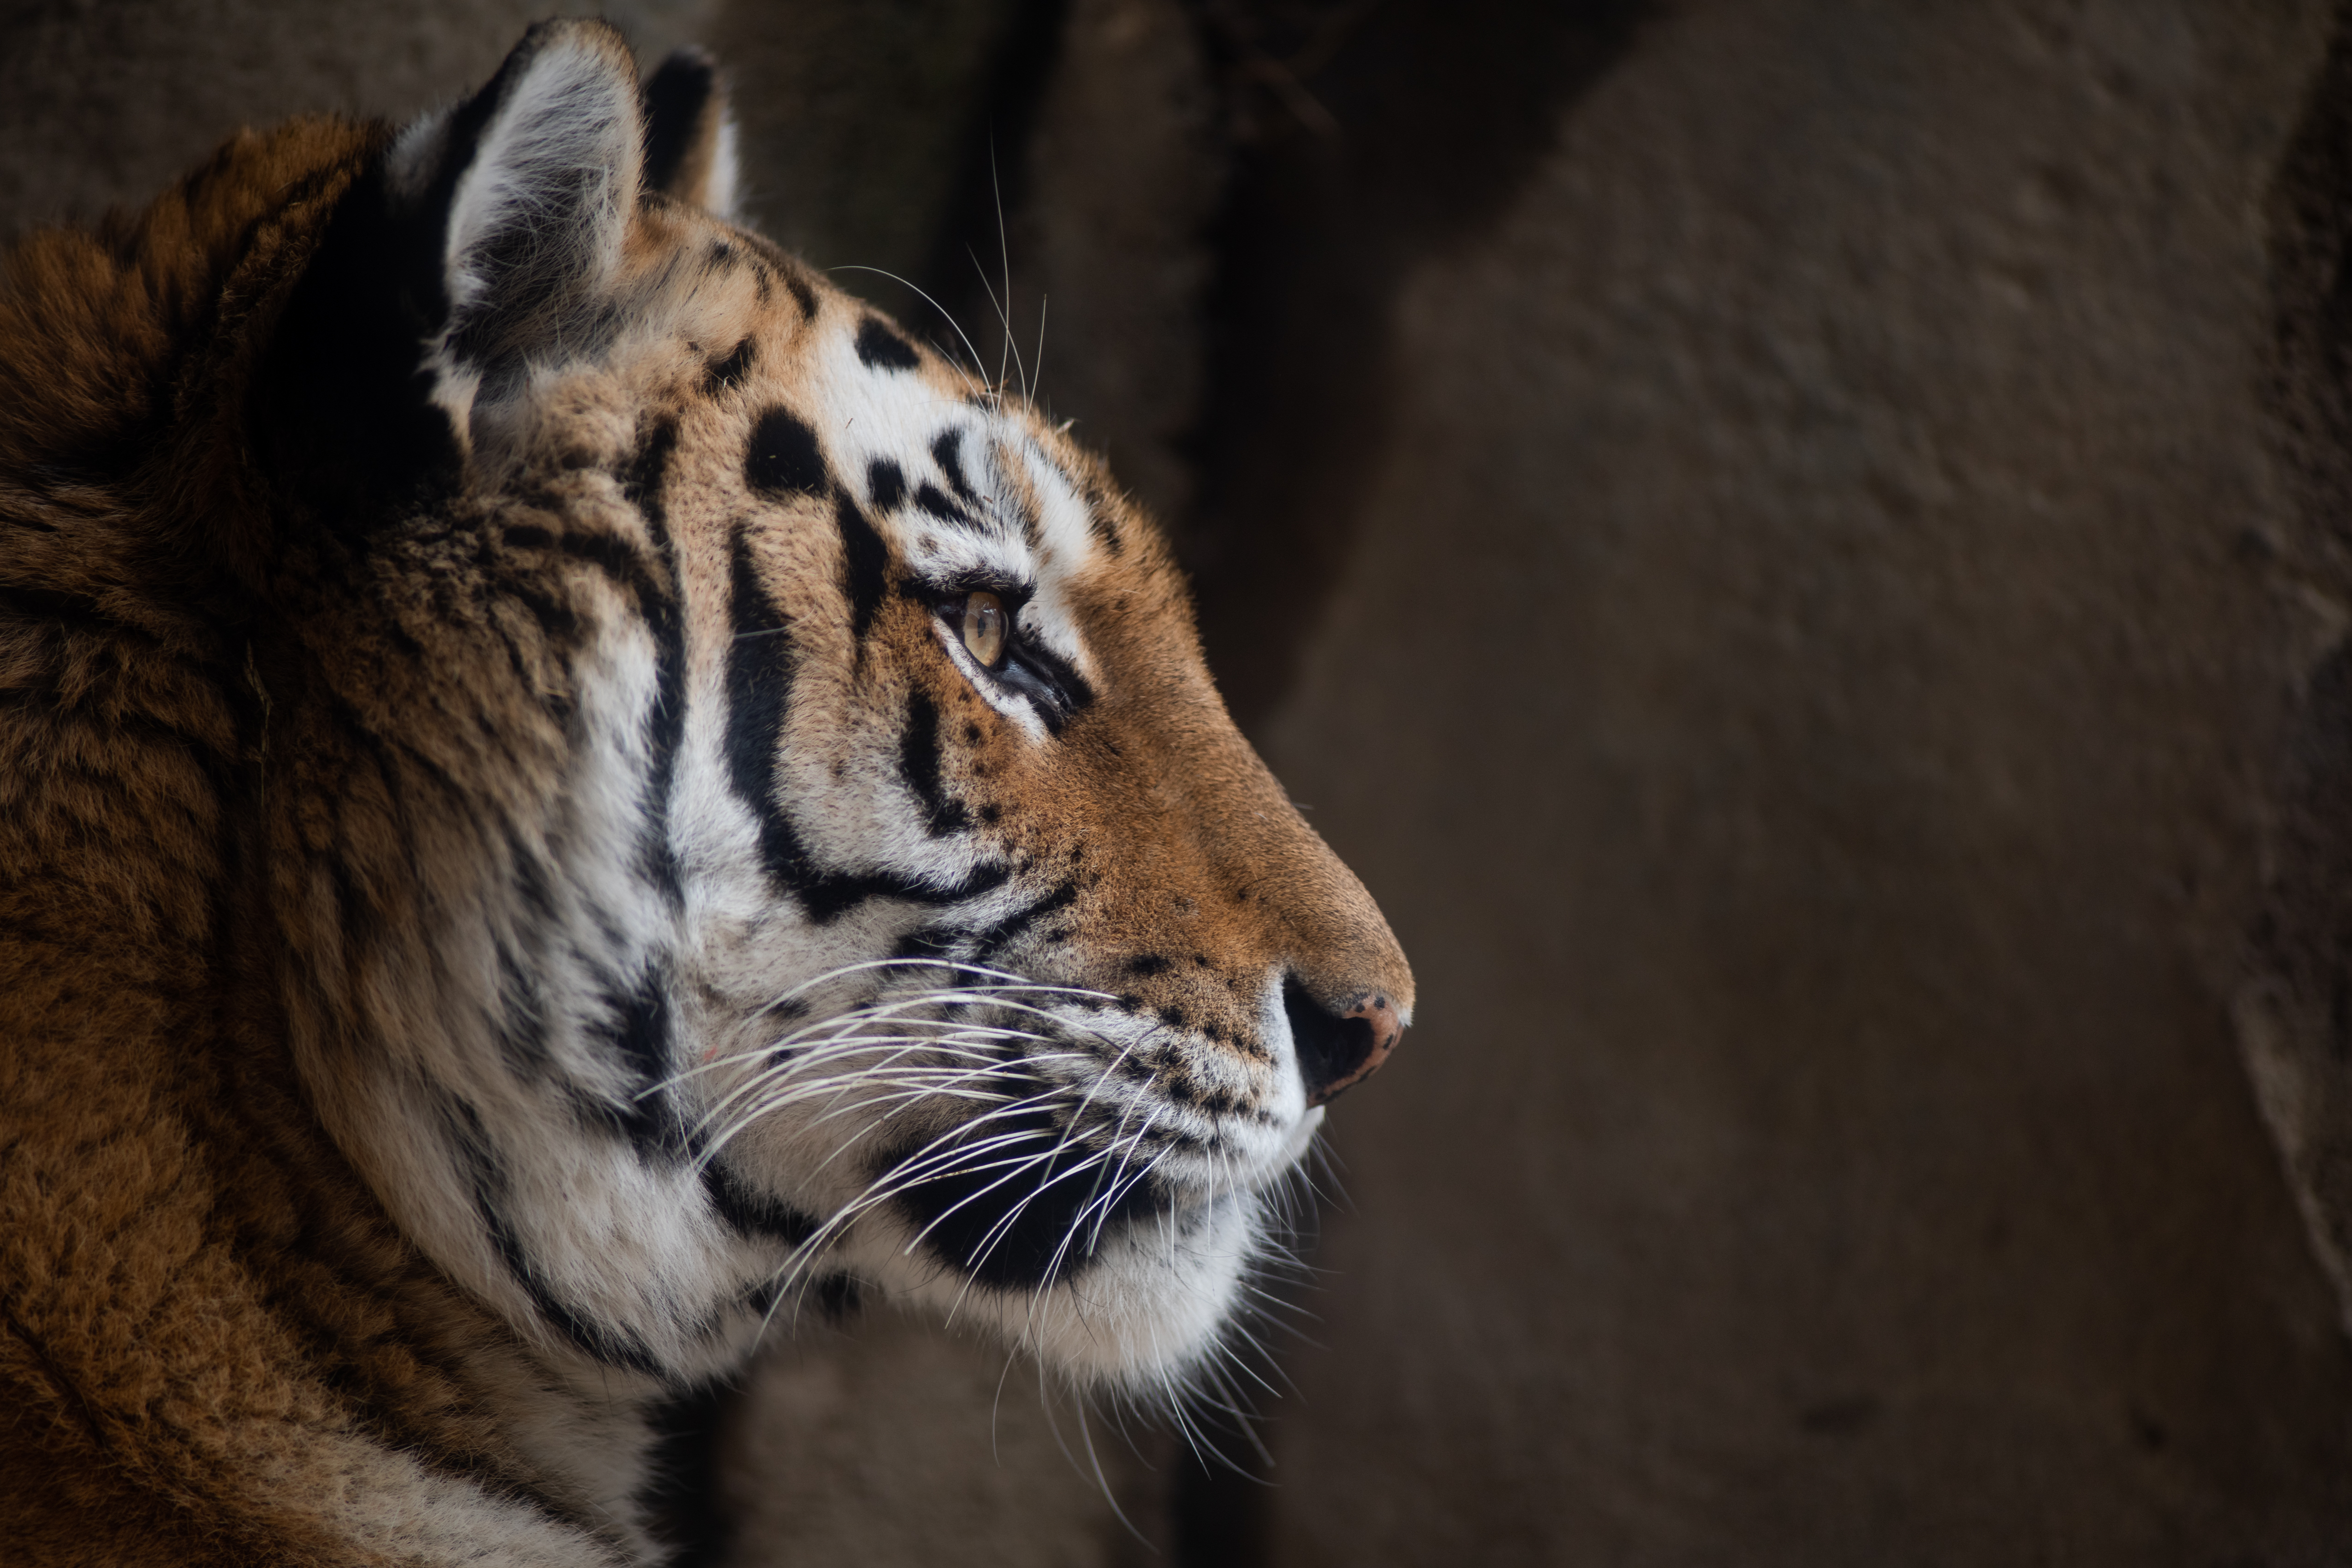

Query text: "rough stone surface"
[0, 0, 716, 238]
[2247, 6, 2352, 1358]
[972, 0, 1222, 526]
[709, 0, 1046, 332]
[1248, 1, 2352, 1561]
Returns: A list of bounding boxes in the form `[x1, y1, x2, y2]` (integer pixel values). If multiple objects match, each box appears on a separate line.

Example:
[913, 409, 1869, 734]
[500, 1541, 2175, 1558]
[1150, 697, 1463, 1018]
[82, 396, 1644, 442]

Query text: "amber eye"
[959, 590, 1009, 668]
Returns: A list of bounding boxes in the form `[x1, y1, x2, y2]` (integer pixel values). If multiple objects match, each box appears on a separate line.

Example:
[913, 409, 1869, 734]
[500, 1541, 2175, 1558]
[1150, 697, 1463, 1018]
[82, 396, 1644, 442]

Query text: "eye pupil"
[961, 590, 1008, 668]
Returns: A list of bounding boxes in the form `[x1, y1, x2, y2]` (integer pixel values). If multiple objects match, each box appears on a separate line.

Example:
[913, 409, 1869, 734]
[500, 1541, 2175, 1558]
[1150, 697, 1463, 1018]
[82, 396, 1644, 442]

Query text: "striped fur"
[0, 21, 1411, 1563]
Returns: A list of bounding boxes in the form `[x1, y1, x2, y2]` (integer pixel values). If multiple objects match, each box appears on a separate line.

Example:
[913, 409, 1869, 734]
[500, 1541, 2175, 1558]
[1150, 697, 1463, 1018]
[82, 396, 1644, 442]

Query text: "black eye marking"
[932, 428, 978, 504]
[705, 337, 756, 395]
[899, 689, 968, 835]
[928, 582, 1095, 732]
[993, 634, 1092, 730]
[855, 317, 921, 371]
[868, 458, 907, 512]
[746, 407, 829, 498]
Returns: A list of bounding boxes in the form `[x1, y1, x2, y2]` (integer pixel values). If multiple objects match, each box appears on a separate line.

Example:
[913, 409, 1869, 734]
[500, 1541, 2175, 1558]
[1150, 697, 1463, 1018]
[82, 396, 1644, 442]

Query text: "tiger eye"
[960, 590, 1008, 668]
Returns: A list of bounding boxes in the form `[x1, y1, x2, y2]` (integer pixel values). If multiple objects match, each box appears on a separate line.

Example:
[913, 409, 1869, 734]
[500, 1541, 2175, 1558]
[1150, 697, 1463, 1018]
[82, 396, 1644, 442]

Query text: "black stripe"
[541, 522, 666, 613]
[584, 963, 687, 1162]
[995, 640, 1094, 735]
[504, 579, 580, 642]
[725, 525, 805, 885]
[867, 458, 907, 513]
[932, 428, 978, 504]
[704, 337, 757, 396]
[493, 942, 553, 1076]
[834, 490, 891, 642]
[913, 482, 977, 529]
[702, 1159, 819, 1246]
[728, 527, 1010, 921]
[899, 689, 967, 835]
[745, 406, 828, 498]
[503, 823, 559, 927]
[971, 880, 1079, 965]
[624, 418, 688, 907]
[438, 1092, 665, 1375]
[1077, 470, 1126, 556]
[854, 317, 921, 371]
[775, 824, 1015, 923]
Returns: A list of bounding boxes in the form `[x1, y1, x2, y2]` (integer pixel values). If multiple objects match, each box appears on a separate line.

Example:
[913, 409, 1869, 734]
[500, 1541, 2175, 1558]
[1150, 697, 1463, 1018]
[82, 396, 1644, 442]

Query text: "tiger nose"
[1283, 977, 1408, 1106]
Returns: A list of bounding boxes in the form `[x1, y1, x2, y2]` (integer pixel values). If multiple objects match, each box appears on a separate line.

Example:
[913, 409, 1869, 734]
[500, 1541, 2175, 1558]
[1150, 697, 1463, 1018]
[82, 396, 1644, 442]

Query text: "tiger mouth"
[859, 1047, 1299, 1292]
[873, 1099, 1180, 1290]
[704, 972, 1307, 1296]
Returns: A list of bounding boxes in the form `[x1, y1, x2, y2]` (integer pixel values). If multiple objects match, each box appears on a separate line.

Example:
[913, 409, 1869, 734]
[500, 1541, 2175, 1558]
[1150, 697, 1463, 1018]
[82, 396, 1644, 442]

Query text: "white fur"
[440, 35, 640, 319]
[706, 113, 742, 221]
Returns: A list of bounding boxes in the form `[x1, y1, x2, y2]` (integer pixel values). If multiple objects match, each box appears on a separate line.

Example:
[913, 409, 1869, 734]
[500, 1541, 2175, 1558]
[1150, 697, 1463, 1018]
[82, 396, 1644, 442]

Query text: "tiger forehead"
[617, 224, 1128, 584]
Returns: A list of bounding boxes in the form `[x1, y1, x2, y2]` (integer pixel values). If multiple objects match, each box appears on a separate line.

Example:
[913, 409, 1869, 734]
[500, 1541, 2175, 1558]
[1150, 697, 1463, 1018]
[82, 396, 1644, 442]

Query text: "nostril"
[1283, 976, 1401, 1106]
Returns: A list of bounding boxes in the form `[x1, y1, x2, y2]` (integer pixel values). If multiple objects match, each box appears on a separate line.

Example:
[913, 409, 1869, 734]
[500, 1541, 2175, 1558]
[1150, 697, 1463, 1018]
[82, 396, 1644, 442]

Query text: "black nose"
[1283, 976, 1405, 1106]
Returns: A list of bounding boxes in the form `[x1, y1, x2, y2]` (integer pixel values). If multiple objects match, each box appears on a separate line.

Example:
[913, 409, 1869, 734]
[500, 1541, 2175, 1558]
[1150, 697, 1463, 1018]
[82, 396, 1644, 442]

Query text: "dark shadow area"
[1180, 0, 1644, 728]
[2255, 0, 2352, 1329]
[640, 1379, 744, 1568]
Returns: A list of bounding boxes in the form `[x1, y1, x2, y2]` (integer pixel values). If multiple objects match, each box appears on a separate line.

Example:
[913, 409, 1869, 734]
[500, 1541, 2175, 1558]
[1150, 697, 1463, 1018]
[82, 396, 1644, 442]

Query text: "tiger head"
[251, 21, 1411, 1403]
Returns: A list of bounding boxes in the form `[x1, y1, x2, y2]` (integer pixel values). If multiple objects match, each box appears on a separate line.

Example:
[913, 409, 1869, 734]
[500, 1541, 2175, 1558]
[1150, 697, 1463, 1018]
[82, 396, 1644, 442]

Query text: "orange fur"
[0, 119, 623, 1568]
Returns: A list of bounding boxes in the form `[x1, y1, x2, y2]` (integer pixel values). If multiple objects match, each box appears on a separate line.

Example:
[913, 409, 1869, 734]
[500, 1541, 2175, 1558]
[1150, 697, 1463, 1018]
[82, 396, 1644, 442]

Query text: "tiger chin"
[0, 18, 1409, 1567]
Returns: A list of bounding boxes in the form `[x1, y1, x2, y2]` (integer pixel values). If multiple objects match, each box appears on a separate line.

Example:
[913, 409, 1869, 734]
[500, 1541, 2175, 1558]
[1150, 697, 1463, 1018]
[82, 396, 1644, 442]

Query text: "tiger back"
[0, 22, 1411, 1564]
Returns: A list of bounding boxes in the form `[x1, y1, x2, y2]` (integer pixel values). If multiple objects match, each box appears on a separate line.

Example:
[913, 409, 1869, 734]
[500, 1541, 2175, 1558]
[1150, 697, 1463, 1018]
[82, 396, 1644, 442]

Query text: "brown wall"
[14, 2, 2352, 1562]
[1250, 4, 2352, 1560]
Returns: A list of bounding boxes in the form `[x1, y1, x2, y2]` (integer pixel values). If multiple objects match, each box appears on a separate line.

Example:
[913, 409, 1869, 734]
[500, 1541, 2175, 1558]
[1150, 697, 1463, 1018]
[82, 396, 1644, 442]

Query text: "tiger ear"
[386, 19, 645, 370]
[641, 48, 740, 221]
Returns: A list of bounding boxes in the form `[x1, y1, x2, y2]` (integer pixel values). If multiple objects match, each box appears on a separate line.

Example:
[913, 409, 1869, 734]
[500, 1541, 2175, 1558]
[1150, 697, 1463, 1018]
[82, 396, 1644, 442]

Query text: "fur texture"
[0, 22, 1411, 1563]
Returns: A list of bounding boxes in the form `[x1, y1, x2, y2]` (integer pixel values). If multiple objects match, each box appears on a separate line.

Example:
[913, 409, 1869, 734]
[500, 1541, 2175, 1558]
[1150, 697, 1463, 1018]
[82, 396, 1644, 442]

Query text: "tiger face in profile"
[0, 19, 1409, 1565]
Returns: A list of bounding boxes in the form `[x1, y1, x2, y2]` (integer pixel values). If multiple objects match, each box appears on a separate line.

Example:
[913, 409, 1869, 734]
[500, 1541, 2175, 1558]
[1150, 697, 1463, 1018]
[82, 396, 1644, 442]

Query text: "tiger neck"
[253, 485, 787, 1531]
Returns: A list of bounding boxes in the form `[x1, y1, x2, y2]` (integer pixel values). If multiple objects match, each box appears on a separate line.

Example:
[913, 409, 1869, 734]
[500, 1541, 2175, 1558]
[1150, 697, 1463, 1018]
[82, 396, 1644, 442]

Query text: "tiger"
[0, 18, 1411, 1566]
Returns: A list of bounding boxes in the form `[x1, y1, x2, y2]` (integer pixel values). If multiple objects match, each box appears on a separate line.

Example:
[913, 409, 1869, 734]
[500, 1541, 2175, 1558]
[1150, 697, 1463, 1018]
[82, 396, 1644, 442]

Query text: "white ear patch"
[441, 26, 644, 321]
[706, 113, 742, 223]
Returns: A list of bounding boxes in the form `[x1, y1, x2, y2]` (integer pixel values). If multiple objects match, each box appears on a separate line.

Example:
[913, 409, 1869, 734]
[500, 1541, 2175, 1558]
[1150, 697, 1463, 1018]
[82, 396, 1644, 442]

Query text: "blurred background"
[14, 0, 2352, 1561]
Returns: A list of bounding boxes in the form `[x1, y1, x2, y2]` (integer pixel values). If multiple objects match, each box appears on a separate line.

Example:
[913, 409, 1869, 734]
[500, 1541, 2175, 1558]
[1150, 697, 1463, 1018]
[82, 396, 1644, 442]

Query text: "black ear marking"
[641, 47, 739, 218]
